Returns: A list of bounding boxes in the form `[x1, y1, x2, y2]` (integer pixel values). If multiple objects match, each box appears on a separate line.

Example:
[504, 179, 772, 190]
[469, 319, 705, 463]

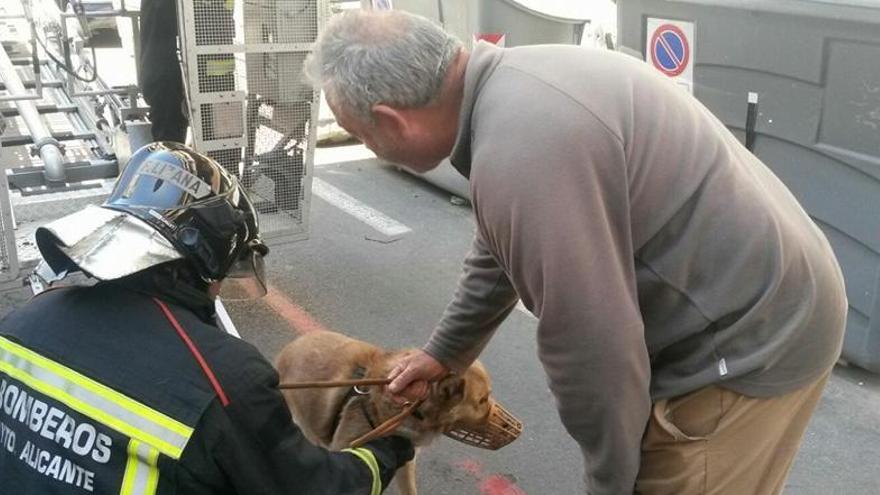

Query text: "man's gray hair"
[305, 10, 462, 121]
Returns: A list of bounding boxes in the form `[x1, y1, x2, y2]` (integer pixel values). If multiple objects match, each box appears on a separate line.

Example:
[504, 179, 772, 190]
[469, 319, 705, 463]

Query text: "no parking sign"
[645, 19, 695, 93]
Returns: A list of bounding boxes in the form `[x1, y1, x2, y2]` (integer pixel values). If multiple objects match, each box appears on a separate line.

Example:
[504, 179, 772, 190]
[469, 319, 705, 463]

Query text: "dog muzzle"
[444, 401, 523, 450]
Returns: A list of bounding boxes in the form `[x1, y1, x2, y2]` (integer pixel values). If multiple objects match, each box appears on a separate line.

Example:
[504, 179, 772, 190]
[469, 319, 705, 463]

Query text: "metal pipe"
[130, 11, 141, 87]
[0, 36, 43, 102]
[30, 19, 42, 98]
[60, 11, 141, 19]
[0, 45, 67, 183]
[69, 87, 133, 97]
[0, 89, 42, 103]
[61, 10, 75, 102]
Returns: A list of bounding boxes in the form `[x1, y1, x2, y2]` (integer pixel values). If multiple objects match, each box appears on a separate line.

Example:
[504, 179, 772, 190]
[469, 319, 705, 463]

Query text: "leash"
[278, 378, 392, 389]
[348, 399, 423, 448]
[278, 377, 423, 448]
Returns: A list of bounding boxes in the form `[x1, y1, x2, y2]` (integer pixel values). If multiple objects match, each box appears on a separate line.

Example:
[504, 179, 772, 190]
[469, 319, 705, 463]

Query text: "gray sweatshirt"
[423, 42, 847, 494]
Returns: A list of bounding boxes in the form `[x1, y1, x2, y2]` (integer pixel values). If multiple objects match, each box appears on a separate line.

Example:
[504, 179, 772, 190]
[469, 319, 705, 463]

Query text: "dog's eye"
[479, 397, 489, 405]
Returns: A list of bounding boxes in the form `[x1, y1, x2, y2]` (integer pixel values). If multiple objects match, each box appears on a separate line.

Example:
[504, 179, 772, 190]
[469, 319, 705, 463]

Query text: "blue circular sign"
[650, 24, 690, 76]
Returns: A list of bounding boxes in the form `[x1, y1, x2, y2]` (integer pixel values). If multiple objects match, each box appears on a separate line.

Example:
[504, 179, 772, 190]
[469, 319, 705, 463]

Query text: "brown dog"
[275, 331, 495, 495]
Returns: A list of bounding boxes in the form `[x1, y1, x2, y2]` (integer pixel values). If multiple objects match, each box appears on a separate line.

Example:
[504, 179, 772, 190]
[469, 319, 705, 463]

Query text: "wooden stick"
[278, 378, 392, 390]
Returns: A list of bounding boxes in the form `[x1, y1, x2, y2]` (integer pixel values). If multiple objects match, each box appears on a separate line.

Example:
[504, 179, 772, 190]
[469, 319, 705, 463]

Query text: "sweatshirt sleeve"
[468, 78, 651, 493]
[424, 232, 520, 372]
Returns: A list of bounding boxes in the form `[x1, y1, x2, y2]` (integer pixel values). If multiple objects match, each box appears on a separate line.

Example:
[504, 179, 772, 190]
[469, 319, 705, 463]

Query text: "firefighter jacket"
[0, 283, 404, 494]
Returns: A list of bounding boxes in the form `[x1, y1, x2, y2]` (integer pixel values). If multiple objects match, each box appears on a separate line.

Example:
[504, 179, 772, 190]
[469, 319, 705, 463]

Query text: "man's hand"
[387, 350, 449, 404]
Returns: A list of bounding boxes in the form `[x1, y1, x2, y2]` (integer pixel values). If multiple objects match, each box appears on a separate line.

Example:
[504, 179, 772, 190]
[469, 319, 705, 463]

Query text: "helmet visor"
[218, 247, 268, 300]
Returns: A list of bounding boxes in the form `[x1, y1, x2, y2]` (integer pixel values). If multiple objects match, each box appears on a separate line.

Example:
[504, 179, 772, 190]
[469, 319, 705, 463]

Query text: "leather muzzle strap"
[348, 399, 424, 449]
[330, 366, 373, 435]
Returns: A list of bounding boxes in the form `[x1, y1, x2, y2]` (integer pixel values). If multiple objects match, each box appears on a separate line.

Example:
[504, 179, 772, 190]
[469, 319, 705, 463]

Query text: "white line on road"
[312, 177, 412, 237]
[215, 299, 241, 338]
[314, 144, 376, 166]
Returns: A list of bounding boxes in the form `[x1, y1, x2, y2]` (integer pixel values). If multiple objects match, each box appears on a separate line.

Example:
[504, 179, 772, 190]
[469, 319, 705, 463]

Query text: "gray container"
[618, 0, 880, 373]
[390, 0, 589, 47]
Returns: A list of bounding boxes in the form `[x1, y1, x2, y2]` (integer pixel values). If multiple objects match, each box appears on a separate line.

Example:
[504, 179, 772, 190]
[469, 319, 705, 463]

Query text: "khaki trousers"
[635, 373, 830, 495]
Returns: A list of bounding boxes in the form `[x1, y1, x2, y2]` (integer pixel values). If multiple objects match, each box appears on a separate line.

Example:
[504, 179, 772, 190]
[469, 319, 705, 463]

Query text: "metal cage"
[177, 0, 325, 243]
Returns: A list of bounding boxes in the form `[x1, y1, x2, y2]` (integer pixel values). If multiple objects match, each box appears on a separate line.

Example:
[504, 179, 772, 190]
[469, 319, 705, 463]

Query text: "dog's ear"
[435, 374, 466, 406]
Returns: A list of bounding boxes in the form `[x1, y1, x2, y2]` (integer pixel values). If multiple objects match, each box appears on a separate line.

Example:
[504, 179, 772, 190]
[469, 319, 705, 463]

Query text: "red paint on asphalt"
[263, 285, 328, 334]
[453, 458, 484, 477]
[479, 474, 526, 495]
[454, 458, 527, 494]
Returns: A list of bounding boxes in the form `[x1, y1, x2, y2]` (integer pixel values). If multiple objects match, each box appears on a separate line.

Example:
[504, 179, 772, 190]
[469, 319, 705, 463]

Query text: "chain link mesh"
[181, 0, 322, 242]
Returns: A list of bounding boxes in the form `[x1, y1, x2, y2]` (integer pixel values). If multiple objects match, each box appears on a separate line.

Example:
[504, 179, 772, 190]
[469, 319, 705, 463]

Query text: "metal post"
[0, 44, 67, 183]
[0, 116, 21, 283]
[30, 19, 42, 98]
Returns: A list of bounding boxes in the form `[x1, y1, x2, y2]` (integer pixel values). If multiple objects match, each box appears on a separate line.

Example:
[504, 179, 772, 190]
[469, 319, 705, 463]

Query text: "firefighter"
[0, 141, 413, 494]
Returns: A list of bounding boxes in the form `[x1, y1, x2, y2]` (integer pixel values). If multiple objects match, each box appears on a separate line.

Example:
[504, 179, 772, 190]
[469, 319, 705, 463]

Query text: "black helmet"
[36, 142, 269, 297]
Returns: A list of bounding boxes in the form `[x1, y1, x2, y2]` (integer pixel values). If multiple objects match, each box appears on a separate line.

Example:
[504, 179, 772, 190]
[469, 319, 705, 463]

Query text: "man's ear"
[371, 104, 410, 137]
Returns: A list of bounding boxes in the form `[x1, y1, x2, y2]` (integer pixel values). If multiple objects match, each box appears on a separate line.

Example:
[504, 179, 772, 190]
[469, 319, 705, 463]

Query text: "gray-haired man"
[306, 10, 847, 494]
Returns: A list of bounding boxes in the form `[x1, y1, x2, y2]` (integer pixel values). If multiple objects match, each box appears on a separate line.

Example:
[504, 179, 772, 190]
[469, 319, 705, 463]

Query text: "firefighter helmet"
[36, 142, 268, 297]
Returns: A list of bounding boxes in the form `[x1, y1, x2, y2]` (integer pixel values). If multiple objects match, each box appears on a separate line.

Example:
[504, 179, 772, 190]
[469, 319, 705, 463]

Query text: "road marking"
[215, 300, 240, 338]
[312, 177, 412, 236]
[263, 285, 330, 334]
[314, 144, 376, 166]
